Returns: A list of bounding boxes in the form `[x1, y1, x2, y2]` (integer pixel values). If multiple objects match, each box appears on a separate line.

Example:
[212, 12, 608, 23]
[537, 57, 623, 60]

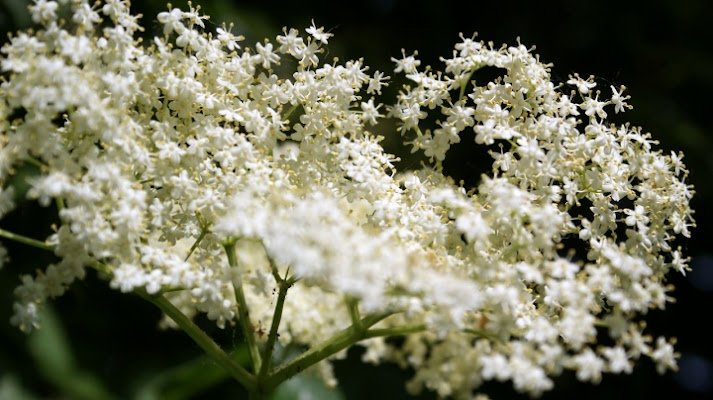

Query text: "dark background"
[1, 0, 712, 399]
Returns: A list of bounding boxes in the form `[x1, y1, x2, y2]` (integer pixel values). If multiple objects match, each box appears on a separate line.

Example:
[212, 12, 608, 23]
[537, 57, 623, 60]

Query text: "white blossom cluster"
[0, 1, 694, 397]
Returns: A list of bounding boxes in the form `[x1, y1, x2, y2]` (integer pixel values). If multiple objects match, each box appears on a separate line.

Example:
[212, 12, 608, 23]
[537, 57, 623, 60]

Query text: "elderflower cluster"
[0, 1, 694, 397]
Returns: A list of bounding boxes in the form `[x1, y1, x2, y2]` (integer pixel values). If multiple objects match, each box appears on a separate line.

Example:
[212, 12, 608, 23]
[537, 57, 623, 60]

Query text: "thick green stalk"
[223, 241, 262, 373]
[264, 311, 393, 390]
[137, 290, 256, 391]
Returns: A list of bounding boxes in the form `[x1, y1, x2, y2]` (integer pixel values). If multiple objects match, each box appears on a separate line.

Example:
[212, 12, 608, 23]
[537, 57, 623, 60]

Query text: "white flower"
[367, 70, 389, 95]
[216, 25, 244, 51]
[29, 0, 59, 23]
[306, 20, 333, 44]
[157, 7, 184, 35]
[582, 94, 608, 119]
[572, 349, 604, 383]
[651, 337, 679, 374]
[360, 98, 383, 126]
[602, 346, 632, 374]
[276, 28, 304, 56]
[624, 204, 649, 229]
[392, 50, 421, 74]
[567, 73, 596, 94]
[254, 42, 280, 69]
[610, 85, 630, 113]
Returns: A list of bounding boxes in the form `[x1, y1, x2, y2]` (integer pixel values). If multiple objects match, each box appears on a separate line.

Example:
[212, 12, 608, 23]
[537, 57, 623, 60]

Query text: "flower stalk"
[223, 240, 262, 374]
[257, 269, 290, 380]
[0, 228, 53, 251]
[265, 311, 394, 390]
[136, 289, 256, 391]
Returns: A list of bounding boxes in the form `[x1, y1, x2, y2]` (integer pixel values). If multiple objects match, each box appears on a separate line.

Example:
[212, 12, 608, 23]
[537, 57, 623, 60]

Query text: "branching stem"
[258, 267, 290, 380]
[136, 289, 256, 391]
[264, 311, 393, 390]
[224, 240, 262, 374]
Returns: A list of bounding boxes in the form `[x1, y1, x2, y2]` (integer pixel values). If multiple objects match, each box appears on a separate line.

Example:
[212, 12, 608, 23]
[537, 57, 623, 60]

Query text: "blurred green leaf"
[0, 0, 32, 32]
[134, 344, 250, 400]
[27, 304, 119, 400]
[0, 374, 40, 400]
[270, 371, 346, 400]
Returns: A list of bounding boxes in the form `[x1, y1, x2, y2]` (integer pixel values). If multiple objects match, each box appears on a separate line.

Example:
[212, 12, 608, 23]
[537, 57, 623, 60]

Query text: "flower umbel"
[0, 1, 694, 398]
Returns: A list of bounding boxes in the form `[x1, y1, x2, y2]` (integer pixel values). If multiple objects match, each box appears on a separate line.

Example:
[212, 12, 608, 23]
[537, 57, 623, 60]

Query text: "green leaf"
[0, 374, 40, 400]
[134, 344, 251, 400]
[26, 305, 119, 400]
[270, 371, 346, 400]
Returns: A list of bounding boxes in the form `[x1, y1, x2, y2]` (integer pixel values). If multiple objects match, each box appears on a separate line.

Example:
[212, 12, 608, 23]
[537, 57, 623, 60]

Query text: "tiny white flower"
[306, 20, 333, 44]
[567, 73, 596, 94]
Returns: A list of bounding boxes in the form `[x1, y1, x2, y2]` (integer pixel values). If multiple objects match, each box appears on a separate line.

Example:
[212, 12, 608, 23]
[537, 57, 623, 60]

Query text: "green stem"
[156, 285, 187, 295]
[55, 197, 66, 214]
[136, 289, 256, 391]
[268, 255, 283, 284]
[458, 65, 479, 100]
[223, 241, 262, 374]
[87, 260, 112, 276]
[24, 155, 47, 171]
[185, 223, 209, 262]
[345, 297, 362, 330]
[463, 328, 501, 342]
[264, 311, 393, 390]
[364, 324, 427, 339]
[257, 275, 289, 379]
[594, 318, 608, 328]
[0, 228, 53, 251]
[282, 103, 299, 119]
